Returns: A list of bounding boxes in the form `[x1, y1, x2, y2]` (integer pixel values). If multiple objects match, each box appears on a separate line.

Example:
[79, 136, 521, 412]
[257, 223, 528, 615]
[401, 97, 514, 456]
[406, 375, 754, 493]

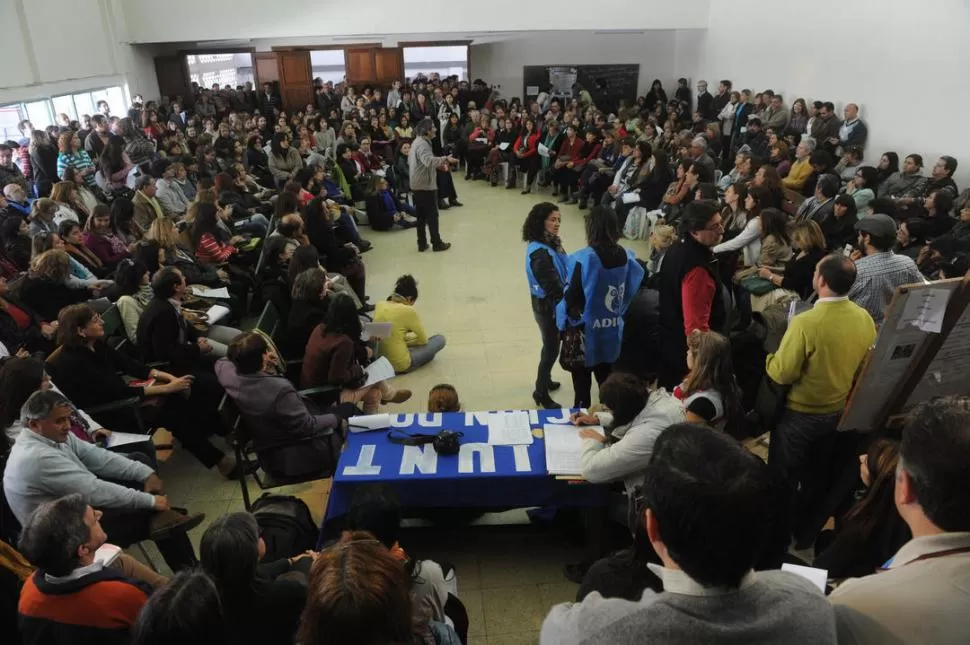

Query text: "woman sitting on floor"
[373, 275, 446, 374]
[301, 293, 411, 413]
[365, 177, 417, 231]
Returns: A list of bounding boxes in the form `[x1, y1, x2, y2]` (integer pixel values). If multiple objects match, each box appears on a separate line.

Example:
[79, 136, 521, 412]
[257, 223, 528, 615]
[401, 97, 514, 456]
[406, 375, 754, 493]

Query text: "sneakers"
[432, 242, 452, 252]
[150, 509, 205, 541]
[382, 389, 413, 405]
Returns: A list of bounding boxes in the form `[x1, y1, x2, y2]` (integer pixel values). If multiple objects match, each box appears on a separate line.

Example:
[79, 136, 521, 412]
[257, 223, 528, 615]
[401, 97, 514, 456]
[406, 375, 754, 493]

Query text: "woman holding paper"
[301, 294, 412, 414]
[523, 202, 569, 409]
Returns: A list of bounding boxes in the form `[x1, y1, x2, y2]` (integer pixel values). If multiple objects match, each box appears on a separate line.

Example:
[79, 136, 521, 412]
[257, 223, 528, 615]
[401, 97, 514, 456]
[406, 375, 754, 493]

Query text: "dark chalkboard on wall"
[523, 64, 639, 115]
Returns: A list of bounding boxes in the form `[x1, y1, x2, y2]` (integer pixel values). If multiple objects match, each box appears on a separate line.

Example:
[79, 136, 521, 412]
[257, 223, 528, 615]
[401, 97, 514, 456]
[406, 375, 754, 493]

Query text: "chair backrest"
[101, 305, 126, 344]
[255, 301, 281, 340]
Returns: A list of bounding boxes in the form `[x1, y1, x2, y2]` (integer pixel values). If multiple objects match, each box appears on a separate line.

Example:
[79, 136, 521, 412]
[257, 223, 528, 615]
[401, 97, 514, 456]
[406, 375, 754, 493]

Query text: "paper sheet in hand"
[363, 356, 395, 387]
[781, 563, 828, 592]
[191, 285, 230, 299]
[106, 431, 153, 448]
[537, 143, 551, 158]
[487, 411, 534, 445]
[94, 544, 122, 567]
[361, 322, 393, 341]
[543, 424, 603, 476]
[205, 304, 231, 325]
[498, 142, 510, 151]
[621, 191, 640, 205]
[897, 287, 951, 334]
[349, 413, 392, 433]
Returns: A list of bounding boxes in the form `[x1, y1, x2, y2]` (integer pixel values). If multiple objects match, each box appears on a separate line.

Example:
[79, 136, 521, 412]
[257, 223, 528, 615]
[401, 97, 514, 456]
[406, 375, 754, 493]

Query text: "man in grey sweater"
[408, 117, 456, 253]
[4, 390, 204, 570]
[541, 424, 836, 645]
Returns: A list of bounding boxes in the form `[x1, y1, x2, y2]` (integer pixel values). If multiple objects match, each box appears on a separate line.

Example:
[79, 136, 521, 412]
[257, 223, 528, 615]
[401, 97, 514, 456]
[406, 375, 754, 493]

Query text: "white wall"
[470, 32, 678, 102]
[123, 0, 710, 43]
[0, 0, 158, 105]
[692, 0, 970, 185]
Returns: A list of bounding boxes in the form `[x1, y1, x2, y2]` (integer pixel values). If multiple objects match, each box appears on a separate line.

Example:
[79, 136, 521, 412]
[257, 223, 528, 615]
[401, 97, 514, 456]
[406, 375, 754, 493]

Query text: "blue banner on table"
[321, 409, 609, 537]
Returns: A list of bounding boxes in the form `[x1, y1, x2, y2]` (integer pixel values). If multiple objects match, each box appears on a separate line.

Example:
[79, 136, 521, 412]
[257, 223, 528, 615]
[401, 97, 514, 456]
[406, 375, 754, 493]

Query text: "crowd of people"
[0, 69, 967, 645]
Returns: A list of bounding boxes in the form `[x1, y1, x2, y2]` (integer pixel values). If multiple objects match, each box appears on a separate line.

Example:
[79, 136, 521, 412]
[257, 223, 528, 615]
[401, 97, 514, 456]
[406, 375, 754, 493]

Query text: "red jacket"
[557, 136, 585, 163]
[575, 143, 602, 172]
[512, 132, 540, 158]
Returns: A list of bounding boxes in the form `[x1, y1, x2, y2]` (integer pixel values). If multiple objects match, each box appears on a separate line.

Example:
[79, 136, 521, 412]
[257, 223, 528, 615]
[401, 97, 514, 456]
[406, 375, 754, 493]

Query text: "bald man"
[837, 103, 868, 150]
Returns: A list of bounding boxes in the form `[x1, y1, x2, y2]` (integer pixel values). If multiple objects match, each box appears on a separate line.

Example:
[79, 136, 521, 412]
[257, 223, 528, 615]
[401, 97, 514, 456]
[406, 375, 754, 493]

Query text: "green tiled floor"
[131, 178, 651, 643]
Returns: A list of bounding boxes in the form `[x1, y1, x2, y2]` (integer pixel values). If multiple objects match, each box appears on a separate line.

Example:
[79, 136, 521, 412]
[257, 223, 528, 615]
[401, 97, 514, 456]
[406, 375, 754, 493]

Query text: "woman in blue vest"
[557, 206, 645, 408]
[523, 202, 569, 408]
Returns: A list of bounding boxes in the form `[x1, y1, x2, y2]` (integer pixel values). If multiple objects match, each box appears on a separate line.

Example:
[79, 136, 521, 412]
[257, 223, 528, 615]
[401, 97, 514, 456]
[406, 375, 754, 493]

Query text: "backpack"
[250, 493, 318, 560]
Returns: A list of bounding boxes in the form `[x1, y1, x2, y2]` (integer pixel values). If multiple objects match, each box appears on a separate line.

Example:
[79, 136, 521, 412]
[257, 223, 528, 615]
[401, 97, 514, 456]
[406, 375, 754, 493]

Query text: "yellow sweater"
[374, 299, 428, 372]
[782, 157, 813, 191]
[766, 298, 876, 414]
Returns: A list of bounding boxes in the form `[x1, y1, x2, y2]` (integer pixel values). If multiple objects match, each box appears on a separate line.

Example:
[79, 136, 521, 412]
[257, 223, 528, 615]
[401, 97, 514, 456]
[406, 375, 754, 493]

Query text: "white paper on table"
[781, 563, 828, 592]
[537, 143, 551, 158]
[543, 424, 603, 476]
[205, 304, 231, 325]
[106, 431, 153, 449]
[191, 285, 230, 299]
[361, 322, 393, 341]
[349, 413, 392, 433]
[498, 142, 510, 151]
[621, 191, 640, 205]
[363, 356, 395, 387]
[897, 287, 951, 334]
[94, 543, 122, 567]
[487, 411, 534, 446]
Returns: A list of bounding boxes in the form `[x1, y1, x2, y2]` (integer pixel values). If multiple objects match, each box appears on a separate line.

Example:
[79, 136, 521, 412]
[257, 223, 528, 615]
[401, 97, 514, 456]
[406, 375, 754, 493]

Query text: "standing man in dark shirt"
[696, 81, 716, 121]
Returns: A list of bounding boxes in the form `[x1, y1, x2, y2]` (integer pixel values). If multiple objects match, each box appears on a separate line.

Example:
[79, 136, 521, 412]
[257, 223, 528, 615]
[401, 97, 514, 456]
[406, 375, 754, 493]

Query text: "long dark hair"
[115, 258, 148, 296]
[584, 206, 620, 249]
[598, 372, 649, 431]
[99, 134, 128, 175]
[521, 202, 559, 243]
[303, 197, 332, 243]
[877, 152, 899, 183]
[759, 208, 791, 245]
[0, 357, 46, 451]
[287, 245, 321, 285]
[649, 150, 673, 184]
[323, 292, 362, 340]
[839, 439, 904, 547]
[684, 330, 744, 434]
[270, 133, 290, 159]
[191, 202, 225, 246]
[199, 512, 259, 605]
[746, 185, 771, 219]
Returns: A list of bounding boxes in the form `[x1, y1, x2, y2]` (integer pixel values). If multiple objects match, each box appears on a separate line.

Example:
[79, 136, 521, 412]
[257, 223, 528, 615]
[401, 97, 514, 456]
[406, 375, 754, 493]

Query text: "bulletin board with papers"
[839, 277, 970, 432]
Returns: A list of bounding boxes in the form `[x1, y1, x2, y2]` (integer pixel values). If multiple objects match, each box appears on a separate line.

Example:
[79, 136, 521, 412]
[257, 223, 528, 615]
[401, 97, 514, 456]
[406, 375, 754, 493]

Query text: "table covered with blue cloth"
[320, 408, 609, 536]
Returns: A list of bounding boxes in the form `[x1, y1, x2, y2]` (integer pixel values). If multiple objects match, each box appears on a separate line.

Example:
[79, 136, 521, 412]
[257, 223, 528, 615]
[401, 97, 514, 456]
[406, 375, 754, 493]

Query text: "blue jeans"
[402, 335, 446, 373]
[232, 212, 270, 236]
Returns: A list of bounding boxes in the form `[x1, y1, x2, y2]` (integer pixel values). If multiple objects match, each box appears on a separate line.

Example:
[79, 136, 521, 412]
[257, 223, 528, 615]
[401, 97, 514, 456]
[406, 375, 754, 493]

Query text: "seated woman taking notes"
[373, 274, 446, 374]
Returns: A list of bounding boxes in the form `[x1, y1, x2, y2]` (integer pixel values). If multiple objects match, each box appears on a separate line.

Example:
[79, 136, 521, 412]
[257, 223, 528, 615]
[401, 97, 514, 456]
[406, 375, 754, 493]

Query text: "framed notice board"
[523, 64, 639, 115]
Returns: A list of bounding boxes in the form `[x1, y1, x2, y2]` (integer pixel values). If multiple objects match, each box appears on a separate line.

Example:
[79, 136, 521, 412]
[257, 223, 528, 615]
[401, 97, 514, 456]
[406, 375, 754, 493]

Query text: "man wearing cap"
[849, 214, 926, 323]
[152, 159, 189, 219]
[408, 117, 456, 253]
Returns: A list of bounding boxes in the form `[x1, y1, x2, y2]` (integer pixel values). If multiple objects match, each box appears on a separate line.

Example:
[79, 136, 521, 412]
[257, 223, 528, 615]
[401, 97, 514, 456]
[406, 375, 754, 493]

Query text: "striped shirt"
[56, 151, 96, 187]
[195, 232, 237, 264]
[848, 251, 926, 323]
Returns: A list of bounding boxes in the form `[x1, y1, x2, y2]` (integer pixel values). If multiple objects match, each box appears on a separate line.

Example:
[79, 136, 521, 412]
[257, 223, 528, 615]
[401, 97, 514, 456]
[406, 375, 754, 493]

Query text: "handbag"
[740, 274, 777, 295]
[558, 324, 586, 371]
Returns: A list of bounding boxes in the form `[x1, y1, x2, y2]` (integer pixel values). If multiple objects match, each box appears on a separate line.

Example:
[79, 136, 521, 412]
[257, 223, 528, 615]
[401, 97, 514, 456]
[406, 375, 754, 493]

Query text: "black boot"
[438, 199, 451, 210]
[532, 391, 561, 409]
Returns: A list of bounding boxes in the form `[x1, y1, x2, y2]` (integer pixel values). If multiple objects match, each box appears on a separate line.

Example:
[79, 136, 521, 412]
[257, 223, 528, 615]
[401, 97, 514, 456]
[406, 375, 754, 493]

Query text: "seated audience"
[215, 331, 352, 480]
[302, 293, 411, 412]
[5, 392, 203, 571]
[16, 494, 152, 644]
[878, 153, 926, 205]
[83, 204, 133, 269]
[18, 250, 88, 322]
[284, 263, 331, 357]
[812, 438, 911, 580]
[47, 304, 239, 478]
[782, 139, 815, 192]
[374, 275, 446, 374]
[541, 424, 836, 645]
[895, 218, 930, 260]
[131, 570, 227, 645]
[1, 217, 31, 272]
[200, 512, 311, 645]
[795, 174, 840, 224]
[58, 220, 109, 278]
[569, 372, 684, 494]
[829, 397, 970, 645]
[921, 189, 956, 239]
[0, 276, 56, 356]
[848, 214, 926, 323]
[303, 197, 367, 301]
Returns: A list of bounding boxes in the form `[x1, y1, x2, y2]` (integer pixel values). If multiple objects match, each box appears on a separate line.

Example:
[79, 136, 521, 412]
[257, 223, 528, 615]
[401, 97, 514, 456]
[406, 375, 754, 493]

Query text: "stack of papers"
[363, 356, 395, 387]
[191, 285, 230, 299]
[487, 411, 533, 445]
[543, 424, 603, 476]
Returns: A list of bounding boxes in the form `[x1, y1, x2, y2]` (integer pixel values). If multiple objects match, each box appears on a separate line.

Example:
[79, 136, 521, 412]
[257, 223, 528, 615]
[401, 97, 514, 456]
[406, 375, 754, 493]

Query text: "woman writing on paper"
[301, 293, 412, 414]
[215, 332, 356, 481]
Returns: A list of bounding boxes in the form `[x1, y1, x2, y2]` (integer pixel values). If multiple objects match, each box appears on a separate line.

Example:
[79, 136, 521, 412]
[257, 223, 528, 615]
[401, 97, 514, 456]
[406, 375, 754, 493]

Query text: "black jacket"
[284, 299, 329, 360]
[29, 145, 59, 197]
[220, 560, 308, 645]
[697, 91, 716, 120]
[17, 276, 86, 322]
[47, 342, 152, 411]
[136, 297, 201, 372]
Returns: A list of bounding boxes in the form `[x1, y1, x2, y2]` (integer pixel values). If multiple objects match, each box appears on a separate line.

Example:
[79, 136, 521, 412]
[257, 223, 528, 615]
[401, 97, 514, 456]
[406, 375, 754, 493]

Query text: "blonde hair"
[49, 181, 75, 204]
[650, 224, 676, 250]
[144, 216, 179, 249]
[32, 249, 70, 281]
[791, 220, 826, 253]
[428, 384, 460, 413]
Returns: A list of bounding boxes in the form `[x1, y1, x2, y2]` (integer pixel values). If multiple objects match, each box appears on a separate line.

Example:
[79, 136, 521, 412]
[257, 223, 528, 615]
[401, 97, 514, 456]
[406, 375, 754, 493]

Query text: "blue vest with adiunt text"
[525, 241, 568, 299]
[556, 246, 645, 366]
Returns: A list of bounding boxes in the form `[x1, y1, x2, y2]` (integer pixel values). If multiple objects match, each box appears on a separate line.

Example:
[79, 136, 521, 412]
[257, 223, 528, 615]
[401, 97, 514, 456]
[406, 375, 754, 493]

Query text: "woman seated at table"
[215, 333, 356, 480]
[48, 303, 241, 478]
[569, 371, 685, 495]
[301, 293, 411, 413]
[59, 220, 110, 279]
[374, 275, 446, 374]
